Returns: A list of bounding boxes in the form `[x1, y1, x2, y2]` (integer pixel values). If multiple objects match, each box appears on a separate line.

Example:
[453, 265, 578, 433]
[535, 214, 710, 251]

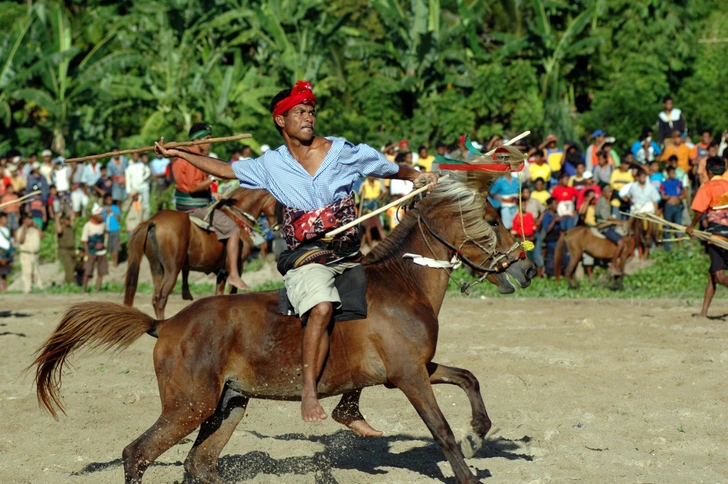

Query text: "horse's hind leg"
[182, 268, 193, 301]
[185, 385, 249, 484]
[427, 362, 490, 459]
[122, 399, 218, 483]
[393, 369, 481, 484]
[153, 270, 179, 320]
[564, 247, 582, 290]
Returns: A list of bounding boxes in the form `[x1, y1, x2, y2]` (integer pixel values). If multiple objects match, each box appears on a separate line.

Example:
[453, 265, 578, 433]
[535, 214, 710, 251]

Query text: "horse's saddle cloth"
[590, 227, 606, 239]
[189, 214, 213, 232]
[278, 264, 368, 324]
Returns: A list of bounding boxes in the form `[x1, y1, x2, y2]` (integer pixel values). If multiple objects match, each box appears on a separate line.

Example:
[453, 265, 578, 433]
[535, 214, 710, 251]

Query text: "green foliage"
[449, 242, 719, 299]
[0, 0, 726, 159]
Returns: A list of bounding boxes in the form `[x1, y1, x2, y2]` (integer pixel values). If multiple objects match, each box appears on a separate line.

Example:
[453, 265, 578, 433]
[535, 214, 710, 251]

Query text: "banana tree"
[527, 0, 603, 137]
[0, 4, 35, 128]
[13, 2, 136, 155]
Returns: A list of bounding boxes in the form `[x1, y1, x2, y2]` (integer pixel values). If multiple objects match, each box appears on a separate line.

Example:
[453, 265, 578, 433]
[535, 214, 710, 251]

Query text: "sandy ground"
[1, 294, 727, 483]
[6, 255, 283, 293]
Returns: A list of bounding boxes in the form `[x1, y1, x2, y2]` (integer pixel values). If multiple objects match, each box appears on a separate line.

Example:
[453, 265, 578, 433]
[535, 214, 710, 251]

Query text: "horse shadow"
[75, 430, 532, 483]
[0, 310, 31, 318]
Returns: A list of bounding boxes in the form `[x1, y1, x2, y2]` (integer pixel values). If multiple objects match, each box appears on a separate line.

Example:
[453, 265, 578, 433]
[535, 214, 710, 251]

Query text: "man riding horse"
[155, 81, 437, 429]
[171, 123, 249, 290]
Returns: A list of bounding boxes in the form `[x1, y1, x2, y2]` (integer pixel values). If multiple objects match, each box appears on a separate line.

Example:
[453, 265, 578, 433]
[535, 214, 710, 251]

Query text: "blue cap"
[592, 129, 607, 137]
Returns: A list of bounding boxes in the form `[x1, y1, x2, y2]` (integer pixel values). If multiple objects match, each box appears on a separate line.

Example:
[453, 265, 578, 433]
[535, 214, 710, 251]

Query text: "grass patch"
[447, 241, 716, 299]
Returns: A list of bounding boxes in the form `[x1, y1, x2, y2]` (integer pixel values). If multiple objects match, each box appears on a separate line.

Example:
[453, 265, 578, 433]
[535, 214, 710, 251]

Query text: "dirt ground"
[1, 293, 727, 483]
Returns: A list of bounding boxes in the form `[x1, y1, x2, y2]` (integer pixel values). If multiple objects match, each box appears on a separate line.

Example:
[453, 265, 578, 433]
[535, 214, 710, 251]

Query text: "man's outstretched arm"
[154, 137, 235, 180]
[387, 164, 438, 187]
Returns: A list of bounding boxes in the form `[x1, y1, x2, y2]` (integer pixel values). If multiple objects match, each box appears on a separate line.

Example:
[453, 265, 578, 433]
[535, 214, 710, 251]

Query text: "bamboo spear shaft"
[64, 134, 252, 164]
[326, 175, 450, 238]
[325, 130, 532, 238]
[625, 211, 728, 250]
[484, 131, 530, 156]
[0, 190, 41, 209]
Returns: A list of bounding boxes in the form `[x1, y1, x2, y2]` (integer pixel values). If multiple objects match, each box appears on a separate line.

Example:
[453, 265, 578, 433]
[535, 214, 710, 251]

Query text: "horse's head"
[418, 161, 536, 294]
[229, 187, 280, 231]
[479, 200, 536, 294]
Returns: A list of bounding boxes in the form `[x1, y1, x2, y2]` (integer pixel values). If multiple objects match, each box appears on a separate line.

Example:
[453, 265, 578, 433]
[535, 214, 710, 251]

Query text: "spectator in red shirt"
[551, 172, 578, 231]
[576, 172, 601, 209]
[511, 211, 535, 240]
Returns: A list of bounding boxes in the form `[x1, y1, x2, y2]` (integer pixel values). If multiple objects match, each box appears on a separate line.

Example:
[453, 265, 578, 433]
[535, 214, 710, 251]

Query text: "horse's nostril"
[526, 266, 537, 279]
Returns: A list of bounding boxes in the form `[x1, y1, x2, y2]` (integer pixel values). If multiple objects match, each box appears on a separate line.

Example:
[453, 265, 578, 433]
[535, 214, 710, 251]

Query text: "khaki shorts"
[283, 262, 359, 317]
[84, 254, 109, 277]
[190, 207, 239, 240]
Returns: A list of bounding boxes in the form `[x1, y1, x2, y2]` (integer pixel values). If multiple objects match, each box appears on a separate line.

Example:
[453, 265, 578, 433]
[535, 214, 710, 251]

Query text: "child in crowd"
[94, 166, 113, 199]
[125, 191, 146, 238]
[0, 212, 14, 293]
[102, 193, 121, 267]
[81, 204, 108, 292]
[47, 185, 60, 219]
[0, 184, 20, 232]
[26, 184, 46, 229]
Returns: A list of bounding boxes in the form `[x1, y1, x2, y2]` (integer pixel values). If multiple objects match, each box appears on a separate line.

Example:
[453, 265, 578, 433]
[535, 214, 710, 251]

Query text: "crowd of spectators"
[360, 96, 728, 278]
[0, 149, 163, 293]
[1, 95, 727, 293]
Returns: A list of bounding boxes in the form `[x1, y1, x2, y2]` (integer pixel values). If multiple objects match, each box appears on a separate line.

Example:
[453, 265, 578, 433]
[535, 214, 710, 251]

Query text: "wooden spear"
[0, 190, 41, 209]
[63, 133, 253, 164]
[326, 175, 449, 238]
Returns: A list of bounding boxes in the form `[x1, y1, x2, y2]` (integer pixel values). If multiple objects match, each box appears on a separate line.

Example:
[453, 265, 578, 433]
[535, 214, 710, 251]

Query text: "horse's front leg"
[427, 362, 490, 459]
[392, 368, 482, 484]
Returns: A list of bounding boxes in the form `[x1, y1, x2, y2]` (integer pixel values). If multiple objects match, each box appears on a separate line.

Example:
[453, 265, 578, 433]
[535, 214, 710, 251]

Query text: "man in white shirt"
[621, 169, 660, 214]
[53, 158, 73, 217]
[71, 183, 90, 216]
[39, 149, 55, 185]
[125, 153, 152, 212]
[150, 154, 170, 192]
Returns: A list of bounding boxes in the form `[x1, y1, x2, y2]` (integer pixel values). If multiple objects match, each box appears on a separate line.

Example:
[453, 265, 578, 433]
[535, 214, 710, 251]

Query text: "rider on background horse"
[155, 80, 437, 429]
[171, 123, 249, 290]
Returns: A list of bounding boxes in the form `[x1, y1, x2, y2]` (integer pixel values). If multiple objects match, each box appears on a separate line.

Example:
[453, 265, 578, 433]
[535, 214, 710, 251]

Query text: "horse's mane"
[364, 145, 525, 266]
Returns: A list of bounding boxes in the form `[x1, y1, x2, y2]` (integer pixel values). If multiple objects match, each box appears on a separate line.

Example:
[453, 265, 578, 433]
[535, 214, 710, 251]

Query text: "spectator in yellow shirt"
[609, 162, 634, 209]
[531, 178, 551, 206]
[415, 145, 435, 171]
[528, 152, 552, 186]
[660, 131, 691, 172]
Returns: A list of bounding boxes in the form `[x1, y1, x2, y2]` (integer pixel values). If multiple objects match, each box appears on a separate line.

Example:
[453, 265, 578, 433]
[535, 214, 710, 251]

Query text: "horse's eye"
[487, 218, 499, 228]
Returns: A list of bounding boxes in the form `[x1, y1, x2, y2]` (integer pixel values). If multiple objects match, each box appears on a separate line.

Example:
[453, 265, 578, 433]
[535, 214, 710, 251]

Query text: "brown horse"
[30, 172, 535, 484]
[554, 224, 635, 290]
[124, 188, 278, 319]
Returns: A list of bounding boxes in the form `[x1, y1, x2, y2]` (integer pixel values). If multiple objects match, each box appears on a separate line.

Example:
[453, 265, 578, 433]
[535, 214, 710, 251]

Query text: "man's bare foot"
[331, 408, 383, 437]
[348, 419, 383, 438]
[227, 276, 251, 291]
[302, 395, 328, 422]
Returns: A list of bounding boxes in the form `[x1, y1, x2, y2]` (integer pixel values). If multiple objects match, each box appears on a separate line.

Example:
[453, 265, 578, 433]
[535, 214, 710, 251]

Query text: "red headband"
[272, 81, 316, 119]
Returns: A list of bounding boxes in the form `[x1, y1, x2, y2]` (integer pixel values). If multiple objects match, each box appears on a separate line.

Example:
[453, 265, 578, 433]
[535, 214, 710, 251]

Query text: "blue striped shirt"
[231, 137, 399, 210]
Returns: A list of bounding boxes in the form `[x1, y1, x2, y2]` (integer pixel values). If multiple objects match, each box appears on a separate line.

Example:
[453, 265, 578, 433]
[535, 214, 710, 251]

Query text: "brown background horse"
[554, 224, 636, 290]
[31, 173, 535, 484]
[124, 188, 278, 318]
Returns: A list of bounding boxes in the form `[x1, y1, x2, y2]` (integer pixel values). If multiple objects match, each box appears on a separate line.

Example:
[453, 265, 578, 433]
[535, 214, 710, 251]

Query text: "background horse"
[31, 170, 535, 484]
[554, 225, 635, 290]
[124, 188, 278, 318]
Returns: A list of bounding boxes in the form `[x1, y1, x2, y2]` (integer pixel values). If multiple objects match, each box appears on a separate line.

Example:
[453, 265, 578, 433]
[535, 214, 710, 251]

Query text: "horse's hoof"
[182, 292, 193, 301]
[461, 431, 482, 458]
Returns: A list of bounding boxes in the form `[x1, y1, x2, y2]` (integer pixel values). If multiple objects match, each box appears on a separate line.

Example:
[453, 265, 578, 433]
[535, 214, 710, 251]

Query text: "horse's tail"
[124, 221, 154, 306]
[554, 232, 567, 280]
[28, 302, 158, 417]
